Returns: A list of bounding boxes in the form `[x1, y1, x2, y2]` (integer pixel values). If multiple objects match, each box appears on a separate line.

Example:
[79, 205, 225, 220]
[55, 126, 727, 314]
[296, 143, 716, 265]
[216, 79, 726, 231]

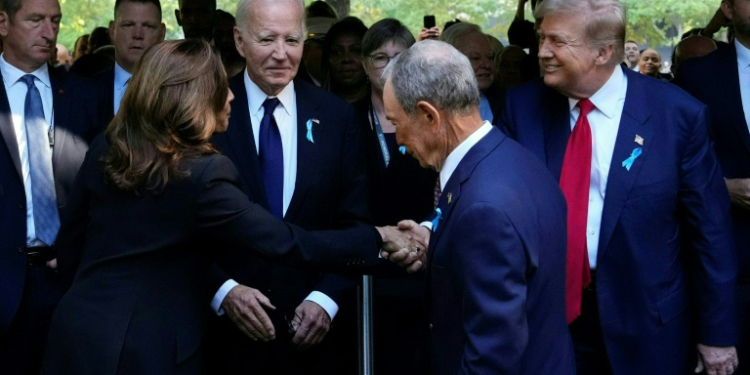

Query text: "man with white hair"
[204, 0, 370, 373]
[384, 40, 575, 375]
[501, 0, 739, 374]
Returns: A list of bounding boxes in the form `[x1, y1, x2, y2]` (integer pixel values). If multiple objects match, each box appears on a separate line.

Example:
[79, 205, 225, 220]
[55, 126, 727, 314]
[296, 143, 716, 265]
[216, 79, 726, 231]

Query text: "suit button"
[18, 204, 23, 210]
[429, 323, 434, 330]
[17, 247, 25, 253]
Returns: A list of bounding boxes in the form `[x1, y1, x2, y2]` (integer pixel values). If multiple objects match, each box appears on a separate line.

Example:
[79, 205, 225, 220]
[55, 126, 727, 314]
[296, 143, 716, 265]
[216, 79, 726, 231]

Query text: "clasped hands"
[376, 219, 431, 273]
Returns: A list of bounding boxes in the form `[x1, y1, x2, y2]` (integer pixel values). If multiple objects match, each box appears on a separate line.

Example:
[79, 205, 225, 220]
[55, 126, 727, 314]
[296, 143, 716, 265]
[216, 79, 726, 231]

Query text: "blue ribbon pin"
[306, 119, 316, 143]
[398, 145, 406, 155]
[621, 147, 642, 171]
[432, 208, 442, 232]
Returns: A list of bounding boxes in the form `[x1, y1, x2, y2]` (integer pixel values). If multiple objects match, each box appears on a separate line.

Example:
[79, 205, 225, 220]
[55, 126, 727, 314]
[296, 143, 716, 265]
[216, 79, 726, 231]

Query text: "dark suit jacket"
[43, 137, 381, 375]
[501, 66, 738, 374]
[94, 66, 115, 121]
[428, 127, 574, 375]
[0, 68, 107, 334]
[676, 46, 750, 282]
[209, 75, 368, 330]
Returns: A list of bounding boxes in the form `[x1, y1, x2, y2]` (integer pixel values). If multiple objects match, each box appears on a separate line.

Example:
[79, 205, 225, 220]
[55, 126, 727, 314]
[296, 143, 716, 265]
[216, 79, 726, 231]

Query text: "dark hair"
[361, 18, 415, 58]
[306, 0, 337, 19]
[443, 19, 462, 32]
[0, 0, 22, 19]
[322, 16, 367, 59]
[89, 27, 112, 52]
[115, 0, 162, 14]
[104, 39, 227, 193]
[179, 0, 215, 9]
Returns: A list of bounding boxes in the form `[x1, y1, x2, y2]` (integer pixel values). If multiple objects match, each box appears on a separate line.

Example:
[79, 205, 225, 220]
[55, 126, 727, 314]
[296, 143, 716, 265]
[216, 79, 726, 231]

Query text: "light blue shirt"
[212, 70, 339, 320]
[567, 65, 628, 269]
[113, 62, 131, 115]
[479, 94, 493, 124]
[735, 39, 750, 135]
[0, 54, 55, 247]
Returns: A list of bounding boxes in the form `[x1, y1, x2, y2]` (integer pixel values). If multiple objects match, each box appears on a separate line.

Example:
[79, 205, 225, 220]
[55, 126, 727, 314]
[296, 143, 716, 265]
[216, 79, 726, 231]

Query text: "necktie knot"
[263, 97, 280, 115]
[20, 74, 36, 89]
[577, 98, 594, 118]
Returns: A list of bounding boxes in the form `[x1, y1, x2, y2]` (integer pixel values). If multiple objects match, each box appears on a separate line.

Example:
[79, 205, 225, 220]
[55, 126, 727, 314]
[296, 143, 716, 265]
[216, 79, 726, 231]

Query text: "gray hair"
[236, 0, 305, 35]
[383, 40, 480, 117]
[535, 0, 626, 67]
[439, 22, 484, 48]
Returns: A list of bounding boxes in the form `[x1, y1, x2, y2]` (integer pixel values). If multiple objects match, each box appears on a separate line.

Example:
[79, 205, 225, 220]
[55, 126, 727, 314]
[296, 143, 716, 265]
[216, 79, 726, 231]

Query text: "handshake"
[376, 220, 431, 273]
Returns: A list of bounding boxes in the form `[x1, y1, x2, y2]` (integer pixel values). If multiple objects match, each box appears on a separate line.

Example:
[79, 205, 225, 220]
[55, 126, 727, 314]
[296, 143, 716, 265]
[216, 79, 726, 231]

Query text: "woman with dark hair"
[354, 18, 436, 375]
[323, 16, 369, 102]
[41, 39, 409, 375]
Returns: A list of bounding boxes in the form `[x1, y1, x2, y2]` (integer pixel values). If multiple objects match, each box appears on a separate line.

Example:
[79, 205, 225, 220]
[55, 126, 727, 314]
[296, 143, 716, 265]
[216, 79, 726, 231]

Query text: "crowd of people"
[0, 0, 748, 374]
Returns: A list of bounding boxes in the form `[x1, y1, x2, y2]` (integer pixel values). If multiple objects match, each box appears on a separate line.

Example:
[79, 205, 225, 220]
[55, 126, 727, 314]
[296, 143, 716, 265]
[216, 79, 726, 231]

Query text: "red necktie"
[560, 98, 594, 324]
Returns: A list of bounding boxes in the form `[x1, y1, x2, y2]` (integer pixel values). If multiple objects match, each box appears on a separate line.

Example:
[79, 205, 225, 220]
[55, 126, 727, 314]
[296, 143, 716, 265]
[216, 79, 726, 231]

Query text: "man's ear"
[595, 44, 615, 66]
[416, 100, 441, 134]
[234, 26, 246, 59]
[0, 11, 9, 38]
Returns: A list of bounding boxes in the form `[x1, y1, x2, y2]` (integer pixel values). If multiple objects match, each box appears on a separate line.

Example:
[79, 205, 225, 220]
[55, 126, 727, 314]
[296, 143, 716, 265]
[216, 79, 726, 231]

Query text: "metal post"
[359, 275, 374, 375]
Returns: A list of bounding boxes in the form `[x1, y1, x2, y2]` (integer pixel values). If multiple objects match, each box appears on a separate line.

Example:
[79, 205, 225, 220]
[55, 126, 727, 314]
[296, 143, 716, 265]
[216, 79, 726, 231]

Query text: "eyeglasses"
[368, 52, 400, 69]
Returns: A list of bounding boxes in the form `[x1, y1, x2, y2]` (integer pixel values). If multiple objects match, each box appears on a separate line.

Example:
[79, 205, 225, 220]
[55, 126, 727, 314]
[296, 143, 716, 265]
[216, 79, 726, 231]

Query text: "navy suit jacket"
[0, 68, 108, 333]
[209, 75, 368, 322]
[501, 66, 738, 374]
[428, 127, 575, 375]
[44, 138, 381, 374]
[94, 67, 115, 121]
[676, 46, 750, 282]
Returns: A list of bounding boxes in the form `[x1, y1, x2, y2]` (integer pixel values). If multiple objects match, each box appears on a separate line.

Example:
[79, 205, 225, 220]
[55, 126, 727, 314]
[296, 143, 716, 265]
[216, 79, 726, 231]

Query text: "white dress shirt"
[735, 39, 750, 134]
[113, 62, 131, 115]
[0, 54, 55, 247]
[212, 70, 338, 320]
[567, 65, 628, 269]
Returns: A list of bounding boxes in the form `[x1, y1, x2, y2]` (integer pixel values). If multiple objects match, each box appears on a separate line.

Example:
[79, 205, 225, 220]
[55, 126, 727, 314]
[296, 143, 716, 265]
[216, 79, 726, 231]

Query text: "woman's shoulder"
[184, 153, 241, 184]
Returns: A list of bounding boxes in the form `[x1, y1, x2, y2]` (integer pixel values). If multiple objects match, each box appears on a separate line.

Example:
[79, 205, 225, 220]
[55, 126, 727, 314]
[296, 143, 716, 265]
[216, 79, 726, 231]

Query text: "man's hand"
[221, 285, 276, 342]
[725, 178, 750, 209]
[377, 223, 428, 273]
[418, 27, 440, 41]
[290, 301, 330, 350]
[695, 343, 738, 375]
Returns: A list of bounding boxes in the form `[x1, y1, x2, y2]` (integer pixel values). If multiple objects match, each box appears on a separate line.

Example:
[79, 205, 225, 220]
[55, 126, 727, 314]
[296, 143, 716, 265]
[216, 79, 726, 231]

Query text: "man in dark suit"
[175, 0, 215, 41]
[676, 1, 750, 373]
[98, 0, 165, 117]
[501, 0, 739, 374]
[0, 0, 108, 372]
[382, 40, 575, 375]
[204, 0, 370, 373]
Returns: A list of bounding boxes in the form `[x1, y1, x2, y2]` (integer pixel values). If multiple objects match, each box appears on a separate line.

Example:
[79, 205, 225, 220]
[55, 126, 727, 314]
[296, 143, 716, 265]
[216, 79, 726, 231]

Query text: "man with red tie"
[500, 0, 739, 374]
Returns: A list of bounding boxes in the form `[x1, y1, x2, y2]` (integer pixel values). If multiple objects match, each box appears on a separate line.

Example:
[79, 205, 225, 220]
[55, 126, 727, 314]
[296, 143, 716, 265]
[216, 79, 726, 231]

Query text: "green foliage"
[56, 0, 721, 50]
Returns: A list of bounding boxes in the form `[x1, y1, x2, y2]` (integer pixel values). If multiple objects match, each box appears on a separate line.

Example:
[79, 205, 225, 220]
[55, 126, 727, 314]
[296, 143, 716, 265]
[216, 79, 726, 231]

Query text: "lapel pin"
[58, 89, 65, 95]
[306, 118, 317, 143]
[621, 147, 643, 171]
[398, 145, 406, 155]
[447, 192, 452, 205]
[634, 134, 644, 146]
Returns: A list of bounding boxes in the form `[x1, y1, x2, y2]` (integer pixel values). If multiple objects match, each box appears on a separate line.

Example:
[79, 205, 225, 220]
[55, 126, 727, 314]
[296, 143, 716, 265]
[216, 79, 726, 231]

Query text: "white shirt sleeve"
[211, 279, 240, 315]
[304, 291, 339, 320]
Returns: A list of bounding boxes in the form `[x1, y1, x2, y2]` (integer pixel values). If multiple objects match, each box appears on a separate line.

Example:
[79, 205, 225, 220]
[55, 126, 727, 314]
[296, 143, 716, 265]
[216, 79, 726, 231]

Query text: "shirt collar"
[114, 62, 131, 89]
[736, 39, 750, 71]
[439, 121, 493, 190]
[0, 53, 51, 90]
[568, 64, 626, 120]
[244, 68, 294, 117]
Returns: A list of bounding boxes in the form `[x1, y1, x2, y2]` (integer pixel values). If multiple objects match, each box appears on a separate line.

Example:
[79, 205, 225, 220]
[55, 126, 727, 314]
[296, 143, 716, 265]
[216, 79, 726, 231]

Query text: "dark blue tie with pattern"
[21, 74, 60, 246]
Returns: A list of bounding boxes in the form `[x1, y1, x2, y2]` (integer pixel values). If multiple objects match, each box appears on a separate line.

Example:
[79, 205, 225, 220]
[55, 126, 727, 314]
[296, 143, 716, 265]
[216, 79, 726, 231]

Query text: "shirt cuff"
[304, 291, 339, 320]
[420, 221, 433, 231]
[211, 279, 240, 316]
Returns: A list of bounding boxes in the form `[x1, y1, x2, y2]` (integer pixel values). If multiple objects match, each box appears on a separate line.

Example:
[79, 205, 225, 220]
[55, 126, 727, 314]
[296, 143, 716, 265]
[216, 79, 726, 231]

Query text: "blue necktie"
[259, 98, 283, 219]
[21, 74, 60, 246]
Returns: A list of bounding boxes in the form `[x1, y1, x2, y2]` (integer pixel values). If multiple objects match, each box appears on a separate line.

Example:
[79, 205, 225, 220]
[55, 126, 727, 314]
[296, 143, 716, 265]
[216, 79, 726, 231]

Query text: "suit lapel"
[427, 128, 504, 266]
[50, 67, 70, 178]
[0, 70, 22, 180]
[226, 75, 268, 206]
[543, 88, 572, 181]
[718, 46, 750, 155]
[597, 71, 654, 255]
[284, 80, 321, 221]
